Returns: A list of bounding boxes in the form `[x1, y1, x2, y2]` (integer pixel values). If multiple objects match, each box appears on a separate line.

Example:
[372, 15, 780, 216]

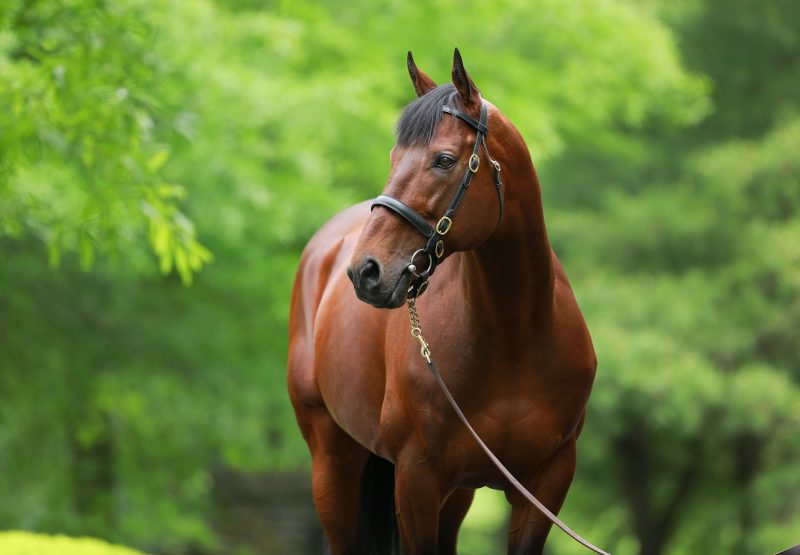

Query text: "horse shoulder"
[287, 200, 371, 408]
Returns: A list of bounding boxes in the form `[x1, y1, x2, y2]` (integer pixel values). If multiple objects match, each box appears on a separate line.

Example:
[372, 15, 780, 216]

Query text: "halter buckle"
[468, 154, 480, 173]
[435, 216, 453, 235]
[407, 277, 430, 300]
[435, 240, 445, 259]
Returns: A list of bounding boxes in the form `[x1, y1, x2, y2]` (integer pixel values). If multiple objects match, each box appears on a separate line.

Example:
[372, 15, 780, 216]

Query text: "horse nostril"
[359, 258, 382, 291]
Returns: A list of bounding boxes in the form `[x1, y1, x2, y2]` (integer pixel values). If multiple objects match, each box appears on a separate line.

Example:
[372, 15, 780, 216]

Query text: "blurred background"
[1, 0, 798, 554]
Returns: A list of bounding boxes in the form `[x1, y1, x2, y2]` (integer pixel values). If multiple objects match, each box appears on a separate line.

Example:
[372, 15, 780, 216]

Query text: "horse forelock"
[395, 84, 461, 146]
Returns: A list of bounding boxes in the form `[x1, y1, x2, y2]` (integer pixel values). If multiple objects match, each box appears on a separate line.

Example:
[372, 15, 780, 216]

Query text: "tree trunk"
[735, 433, 762, 555]
[616, 424, 701, 555]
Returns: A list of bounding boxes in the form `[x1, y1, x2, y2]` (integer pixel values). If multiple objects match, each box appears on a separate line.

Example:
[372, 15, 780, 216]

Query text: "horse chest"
[378, 348, 579, 477]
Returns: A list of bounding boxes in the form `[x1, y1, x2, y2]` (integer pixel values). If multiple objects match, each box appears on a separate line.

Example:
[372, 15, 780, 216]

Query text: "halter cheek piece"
[371, 101, 504, 298]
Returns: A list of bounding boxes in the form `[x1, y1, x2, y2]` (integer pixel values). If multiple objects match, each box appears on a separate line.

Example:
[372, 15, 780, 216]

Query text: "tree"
[0, 0, 211, 283]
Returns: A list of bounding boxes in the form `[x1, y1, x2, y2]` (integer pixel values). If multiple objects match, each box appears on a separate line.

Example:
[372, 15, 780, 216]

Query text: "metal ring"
[408, 249, 433, 277]
[492, 159, 501, 172]
[435, 240, 444, 259]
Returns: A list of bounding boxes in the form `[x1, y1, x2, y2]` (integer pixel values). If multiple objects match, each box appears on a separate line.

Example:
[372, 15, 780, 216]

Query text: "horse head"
[347, 49, 509, 308]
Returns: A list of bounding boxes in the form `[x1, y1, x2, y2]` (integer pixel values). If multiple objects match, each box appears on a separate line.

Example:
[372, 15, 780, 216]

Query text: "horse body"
[288, 51, 596, 555]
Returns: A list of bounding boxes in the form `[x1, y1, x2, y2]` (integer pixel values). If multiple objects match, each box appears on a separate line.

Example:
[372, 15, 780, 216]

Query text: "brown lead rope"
[407, 299, 611, 555]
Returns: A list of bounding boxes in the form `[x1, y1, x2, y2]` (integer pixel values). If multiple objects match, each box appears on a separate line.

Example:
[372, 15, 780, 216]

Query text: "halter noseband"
[371, 101, 504, 298]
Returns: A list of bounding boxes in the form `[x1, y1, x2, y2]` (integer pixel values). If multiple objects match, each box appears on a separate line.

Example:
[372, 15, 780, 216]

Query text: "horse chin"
[379, 271, 412, 309]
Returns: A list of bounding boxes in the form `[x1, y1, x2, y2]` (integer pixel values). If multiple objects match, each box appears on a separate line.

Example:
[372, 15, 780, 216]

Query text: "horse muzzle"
[347, 257, 410, 309]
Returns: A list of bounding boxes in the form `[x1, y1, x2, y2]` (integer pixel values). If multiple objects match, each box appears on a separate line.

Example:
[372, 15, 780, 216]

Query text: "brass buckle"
[416, 279, 430, 297]
[435, 216, 453, 235]
[469, 153, 480, 173]
[407, 278, 430, 300]
[435, 240, 445, 259]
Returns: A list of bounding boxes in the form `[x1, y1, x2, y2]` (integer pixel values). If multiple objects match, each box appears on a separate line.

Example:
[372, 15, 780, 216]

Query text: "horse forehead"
[432, 115, 474, 146]
[391, 126, 469, 165]
[389, 145, 427, 176]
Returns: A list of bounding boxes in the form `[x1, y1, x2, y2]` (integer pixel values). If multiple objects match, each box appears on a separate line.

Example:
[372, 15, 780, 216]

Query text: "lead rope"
[407, 298, 611, 555]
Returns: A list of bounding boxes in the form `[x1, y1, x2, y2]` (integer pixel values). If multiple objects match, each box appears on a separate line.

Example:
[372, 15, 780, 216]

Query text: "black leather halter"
[371, 101, 503, 298]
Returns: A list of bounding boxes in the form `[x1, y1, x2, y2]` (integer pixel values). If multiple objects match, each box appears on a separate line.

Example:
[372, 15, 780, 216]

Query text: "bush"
[0, 531, 149, 555]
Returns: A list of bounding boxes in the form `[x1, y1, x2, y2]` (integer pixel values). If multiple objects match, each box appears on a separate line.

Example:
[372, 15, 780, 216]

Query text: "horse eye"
[435, 154, 456, 169]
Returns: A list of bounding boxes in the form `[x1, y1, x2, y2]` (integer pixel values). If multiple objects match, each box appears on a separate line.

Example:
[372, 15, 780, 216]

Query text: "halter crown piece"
[371, 101, 504, 298]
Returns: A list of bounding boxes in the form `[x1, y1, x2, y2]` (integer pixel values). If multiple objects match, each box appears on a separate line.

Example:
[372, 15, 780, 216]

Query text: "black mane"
[396, 84, 461, 146]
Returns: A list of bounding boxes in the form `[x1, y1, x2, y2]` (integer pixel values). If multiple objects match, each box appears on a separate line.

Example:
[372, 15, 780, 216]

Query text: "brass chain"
[407, 298, 431, 363]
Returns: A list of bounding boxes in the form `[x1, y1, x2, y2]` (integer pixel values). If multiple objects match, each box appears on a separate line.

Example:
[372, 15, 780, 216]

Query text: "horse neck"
[459, 153, 555, 331]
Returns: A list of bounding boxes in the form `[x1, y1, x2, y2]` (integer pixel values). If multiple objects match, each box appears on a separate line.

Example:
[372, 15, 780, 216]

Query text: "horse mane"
[396, 84, 461, 146]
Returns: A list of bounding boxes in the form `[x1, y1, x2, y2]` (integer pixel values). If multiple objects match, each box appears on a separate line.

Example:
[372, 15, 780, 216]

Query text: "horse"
[287, 49, 597, 555]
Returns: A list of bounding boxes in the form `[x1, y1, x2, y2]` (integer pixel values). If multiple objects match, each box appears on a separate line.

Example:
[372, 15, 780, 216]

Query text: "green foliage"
[0, 531, 149, 555]
[677, 0, 800, 139]
[457, 489, 507, 555]
[0, 0, 211, 282]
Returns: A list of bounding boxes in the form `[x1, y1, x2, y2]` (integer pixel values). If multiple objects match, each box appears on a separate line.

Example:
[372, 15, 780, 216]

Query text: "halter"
[371, 101, 504, 298]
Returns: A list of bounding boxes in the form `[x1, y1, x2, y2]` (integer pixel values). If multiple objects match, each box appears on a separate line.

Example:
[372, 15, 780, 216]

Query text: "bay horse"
[288, 49, 597, 555]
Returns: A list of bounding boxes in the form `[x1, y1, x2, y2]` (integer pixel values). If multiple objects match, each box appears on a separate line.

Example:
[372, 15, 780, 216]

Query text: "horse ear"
[407, 51, 437, 97]
[451, 48, 481, 113]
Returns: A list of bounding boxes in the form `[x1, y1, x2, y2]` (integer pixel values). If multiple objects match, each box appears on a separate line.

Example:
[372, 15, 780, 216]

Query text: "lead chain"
[407, 299, 431, 363]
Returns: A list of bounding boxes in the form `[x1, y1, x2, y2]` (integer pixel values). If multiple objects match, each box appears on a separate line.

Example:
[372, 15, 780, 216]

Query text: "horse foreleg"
[437, 488, 475, 555]
[394, 450, 447, 555]
[302, 407, 370, 555]
[505, 437, 577, 555]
